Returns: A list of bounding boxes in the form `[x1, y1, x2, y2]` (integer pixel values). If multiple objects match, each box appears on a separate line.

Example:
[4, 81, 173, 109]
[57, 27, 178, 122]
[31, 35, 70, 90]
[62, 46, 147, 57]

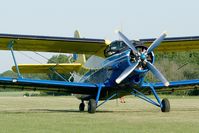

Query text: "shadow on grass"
[0, 109, 114, 114]
[0, 108, 198, 114]
[0, 109, 155, 114]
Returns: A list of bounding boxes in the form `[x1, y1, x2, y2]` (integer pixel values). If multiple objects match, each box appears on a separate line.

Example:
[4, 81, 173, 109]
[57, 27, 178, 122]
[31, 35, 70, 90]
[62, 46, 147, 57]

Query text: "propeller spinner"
[115, 31, 169, 87]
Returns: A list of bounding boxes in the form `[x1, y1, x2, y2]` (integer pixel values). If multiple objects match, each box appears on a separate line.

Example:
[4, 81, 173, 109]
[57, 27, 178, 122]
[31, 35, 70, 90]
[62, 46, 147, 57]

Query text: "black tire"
[161, 98, 170, 112]
[88, 99, 96, 113]
[79, 102, 85, 112]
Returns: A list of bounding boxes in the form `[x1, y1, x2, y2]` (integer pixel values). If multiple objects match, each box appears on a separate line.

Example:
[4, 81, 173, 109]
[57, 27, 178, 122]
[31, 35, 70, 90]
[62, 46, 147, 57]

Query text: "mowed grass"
[0, 93, 199, 133]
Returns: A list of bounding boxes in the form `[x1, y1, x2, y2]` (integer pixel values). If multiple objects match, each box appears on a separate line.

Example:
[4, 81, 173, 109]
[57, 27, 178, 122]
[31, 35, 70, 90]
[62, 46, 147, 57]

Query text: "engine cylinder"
[129, 45, 155, 72]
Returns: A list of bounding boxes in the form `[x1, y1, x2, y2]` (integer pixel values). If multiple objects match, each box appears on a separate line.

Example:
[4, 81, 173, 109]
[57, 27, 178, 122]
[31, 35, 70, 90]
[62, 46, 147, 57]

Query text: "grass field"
[0, 93, 199, 133]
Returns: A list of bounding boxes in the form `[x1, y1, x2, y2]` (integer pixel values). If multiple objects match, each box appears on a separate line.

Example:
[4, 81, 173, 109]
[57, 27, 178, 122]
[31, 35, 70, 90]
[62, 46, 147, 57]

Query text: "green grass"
[0, 91, 40, 97]
[0, 94, 199, 133]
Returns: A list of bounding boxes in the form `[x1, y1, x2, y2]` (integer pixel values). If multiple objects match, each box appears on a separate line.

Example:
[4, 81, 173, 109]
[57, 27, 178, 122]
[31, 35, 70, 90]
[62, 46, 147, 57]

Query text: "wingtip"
[105, 39, 112, 45]
[162, 31, 168, 36]
[164, 82, 170, 87]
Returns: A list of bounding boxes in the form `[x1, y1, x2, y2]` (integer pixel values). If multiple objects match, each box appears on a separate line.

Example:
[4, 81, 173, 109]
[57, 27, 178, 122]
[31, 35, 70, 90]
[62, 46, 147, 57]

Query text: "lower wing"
[0, 77, 105, 95]
[142, 79, 199, 92]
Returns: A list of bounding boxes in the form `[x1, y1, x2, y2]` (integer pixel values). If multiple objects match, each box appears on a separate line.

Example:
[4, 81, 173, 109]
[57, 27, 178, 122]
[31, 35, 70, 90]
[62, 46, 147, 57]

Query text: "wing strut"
[49, 67, 68, 82]
[8, 40, 22, 78]
[95, 84, 103, 104]
[131, 84, 162, 108]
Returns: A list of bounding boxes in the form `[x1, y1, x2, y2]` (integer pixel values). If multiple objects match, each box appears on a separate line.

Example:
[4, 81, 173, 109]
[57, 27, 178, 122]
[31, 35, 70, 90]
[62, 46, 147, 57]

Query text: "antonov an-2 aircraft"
[0, 31, 198, 113]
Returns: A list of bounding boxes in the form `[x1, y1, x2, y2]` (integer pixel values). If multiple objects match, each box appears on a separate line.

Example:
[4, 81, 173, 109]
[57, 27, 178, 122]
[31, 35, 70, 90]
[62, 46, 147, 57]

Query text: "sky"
[0, 0, 199, 73]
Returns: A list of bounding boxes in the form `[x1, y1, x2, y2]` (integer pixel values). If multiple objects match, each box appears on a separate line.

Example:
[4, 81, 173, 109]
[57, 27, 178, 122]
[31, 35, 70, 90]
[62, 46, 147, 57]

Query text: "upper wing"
[142, 79, 199, 92]
[141, 36, 199, 52]
[0, 33, 109, 57]
[0, 77, 105, 95]
[12, 63, 85, 73]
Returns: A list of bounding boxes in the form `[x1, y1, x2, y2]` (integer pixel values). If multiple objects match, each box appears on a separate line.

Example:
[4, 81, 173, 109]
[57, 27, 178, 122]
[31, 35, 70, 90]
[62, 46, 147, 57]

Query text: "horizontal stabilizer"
[12, 63, 83, 74]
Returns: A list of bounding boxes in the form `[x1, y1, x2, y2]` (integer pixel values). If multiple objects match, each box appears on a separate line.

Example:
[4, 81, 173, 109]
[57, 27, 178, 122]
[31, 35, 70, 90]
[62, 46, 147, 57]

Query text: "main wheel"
[88, 99, 96, 113]
[161, 98, 170, 112]
[79, 102, 85, 112]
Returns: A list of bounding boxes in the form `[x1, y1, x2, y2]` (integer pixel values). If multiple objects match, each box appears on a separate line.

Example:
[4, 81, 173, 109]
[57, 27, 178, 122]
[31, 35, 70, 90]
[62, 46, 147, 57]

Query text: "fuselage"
[76, 46, 154, 101]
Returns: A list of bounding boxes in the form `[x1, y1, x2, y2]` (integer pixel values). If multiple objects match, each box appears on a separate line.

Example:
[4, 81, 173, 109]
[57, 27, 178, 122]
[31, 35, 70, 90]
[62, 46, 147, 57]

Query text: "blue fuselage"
[79, 50, 151, 100]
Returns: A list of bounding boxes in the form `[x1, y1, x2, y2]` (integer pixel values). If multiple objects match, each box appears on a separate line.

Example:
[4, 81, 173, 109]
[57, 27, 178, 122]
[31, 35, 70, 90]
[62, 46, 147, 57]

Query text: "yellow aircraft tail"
[73, 30, 86, 64]
[12, 30, 88, 74]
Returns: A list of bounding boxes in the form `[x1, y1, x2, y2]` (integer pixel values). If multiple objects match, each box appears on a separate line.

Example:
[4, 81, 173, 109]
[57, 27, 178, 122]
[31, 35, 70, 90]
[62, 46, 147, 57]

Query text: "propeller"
[115, 61, 139, 84]
[115, 31, 169, 86]
[116, 30, 138, 54]
[146, 32, 167, 54]
[146, 61, 169, 86]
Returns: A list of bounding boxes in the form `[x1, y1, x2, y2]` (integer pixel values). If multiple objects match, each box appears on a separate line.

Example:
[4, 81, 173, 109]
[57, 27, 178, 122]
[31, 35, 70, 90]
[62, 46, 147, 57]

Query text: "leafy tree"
[47, 54, 73, 81]
[0, 70, 49, 80]
[0, 70, 17, 78]
[23, 73, 49, 80]
[48, 54, 72, 64]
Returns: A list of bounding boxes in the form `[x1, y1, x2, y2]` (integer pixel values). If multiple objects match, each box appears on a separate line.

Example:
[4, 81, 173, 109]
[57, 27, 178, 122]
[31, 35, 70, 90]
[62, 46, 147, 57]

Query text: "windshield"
[84, 55, 105, 69]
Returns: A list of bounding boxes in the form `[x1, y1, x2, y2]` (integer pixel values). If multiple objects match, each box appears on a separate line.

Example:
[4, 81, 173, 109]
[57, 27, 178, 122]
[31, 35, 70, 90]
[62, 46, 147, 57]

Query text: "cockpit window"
[104, 40, 144, 57]
[104, 41, 128, 57]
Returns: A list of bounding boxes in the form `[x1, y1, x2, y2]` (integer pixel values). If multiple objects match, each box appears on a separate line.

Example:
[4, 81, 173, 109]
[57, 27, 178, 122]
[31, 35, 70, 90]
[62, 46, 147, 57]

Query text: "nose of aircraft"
[115, 31, 169, 87]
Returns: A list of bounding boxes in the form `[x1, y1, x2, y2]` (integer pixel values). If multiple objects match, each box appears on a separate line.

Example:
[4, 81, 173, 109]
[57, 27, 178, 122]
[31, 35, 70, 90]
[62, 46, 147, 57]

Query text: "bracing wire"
[18, 51, 43, 64]
[18, 51, 75, 82]
[34, 52, 74, 81]
[34, 52, 49, 61]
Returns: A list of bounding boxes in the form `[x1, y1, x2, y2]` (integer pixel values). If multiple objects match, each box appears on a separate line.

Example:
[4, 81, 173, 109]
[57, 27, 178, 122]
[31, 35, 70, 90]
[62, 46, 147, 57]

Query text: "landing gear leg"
[87, 84, 101, 114]
[79, 100, 85, 112]
[131, 84, 171, 112]
[88, 99, 96, 113]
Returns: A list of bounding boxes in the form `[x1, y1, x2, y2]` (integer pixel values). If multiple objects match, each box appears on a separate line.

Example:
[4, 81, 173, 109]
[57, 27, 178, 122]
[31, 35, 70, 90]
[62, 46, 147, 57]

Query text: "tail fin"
[74, 30, 81, 38]
[73, 30, 86, 64]
[74, 54, 86, 64]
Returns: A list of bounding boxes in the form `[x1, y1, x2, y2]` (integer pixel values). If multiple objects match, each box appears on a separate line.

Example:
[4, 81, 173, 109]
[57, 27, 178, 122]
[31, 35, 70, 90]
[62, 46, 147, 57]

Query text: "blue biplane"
[0, 31, 198, 113]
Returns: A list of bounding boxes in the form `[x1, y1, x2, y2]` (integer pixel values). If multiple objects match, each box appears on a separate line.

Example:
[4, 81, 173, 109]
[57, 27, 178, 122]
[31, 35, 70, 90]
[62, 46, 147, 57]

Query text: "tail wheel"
[79, 102, 85, 112]
[88, 99, 96, 113]
[161, 98, 170, 112]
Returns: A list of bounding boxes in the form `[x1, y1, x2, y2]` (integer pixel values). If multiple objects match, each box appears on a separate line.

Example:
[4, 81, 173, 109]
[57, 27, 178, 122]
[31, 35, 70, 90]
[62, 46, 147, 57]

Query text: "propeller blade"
[116, 30, 138, 54]
[116, 61, 139, 84]
[146, 32, 167, 54]
[146, 61, 169, 86]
